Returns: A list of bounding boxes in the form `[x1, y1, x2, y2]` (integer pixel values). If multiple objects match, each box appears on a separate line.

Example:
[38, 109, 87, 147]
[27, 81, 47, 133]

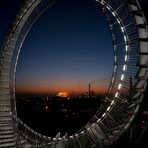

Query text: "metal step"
[0, 112, 11, 117]
[0, 102, 10, 106]
[0, 129, 14, 134]
[0, 125, 13, 131]
[0, 134, 15, 139]
[0, 137, 16, 144]
[0, 116, 12, 121]
[0, 107, 11, 112]
[0, 141, 15, 148]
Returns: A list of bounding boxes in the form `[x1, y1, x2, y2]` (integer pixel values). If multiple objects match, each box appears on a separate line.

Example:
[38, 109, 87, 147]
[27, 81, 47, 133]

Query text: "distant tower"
[89, 83, 91, 98]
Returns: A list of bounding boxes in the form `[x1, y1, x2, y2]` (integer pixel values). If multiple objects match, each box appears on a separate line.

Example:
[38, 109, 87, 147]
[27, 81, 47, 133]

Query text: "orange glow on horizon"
[16, 80, 109, 95]
[16, 85, 108, 95]
[57, 92, 68, 97]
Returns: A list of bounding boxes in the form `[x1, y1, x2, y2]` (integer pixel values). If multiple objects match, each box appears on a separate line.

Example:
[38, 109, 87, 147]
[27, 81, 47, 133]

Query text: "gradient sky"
[15, 0, 114, 95]
[0, 0, 147, 95]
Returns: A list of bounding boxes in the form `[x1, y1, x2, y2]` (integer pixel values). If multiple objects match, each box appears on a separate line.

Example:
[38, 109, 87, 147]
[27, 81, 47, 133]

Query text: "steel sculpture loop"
[0, 0, 148, 147]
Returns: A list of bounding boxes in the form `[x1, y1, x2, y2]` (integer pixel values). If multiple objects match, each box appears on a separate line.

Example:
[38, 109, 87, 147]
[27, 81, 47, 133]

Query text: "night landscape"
[0, 0, 148, 148]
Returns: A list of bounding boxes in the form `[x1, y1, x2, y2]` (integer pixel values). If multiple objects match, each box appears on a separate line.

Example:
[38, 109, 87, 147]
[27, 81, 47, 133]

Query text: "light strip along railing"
[71, 0, 134, 147]
[88, 0, 132, 122]
[78, 0, 139, 146]
[86, 0, 130, 125]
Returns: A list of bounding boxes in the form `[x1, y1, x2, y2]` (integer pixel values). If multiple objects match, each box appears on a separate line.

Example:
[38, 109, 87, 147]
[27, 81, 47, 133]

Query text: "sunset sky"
[15, 0, 113, 95]
[0, 0, 147, 95]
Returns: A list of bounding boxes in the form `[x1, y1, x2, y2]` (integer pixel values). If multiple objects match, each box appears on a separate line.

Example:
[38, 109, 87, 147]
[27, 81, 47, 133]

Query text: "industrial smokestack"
[89, 83, 90, 98]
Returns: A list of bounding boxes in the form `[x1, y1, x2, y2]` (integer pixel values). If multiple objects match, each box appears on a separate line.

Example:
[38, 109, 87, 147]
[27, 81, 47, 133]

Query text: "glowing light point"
[111, 100, 115, 105]
[115, 92, 119, 97]
[100, 0, 105, 4]
[97, 119, 101, 123]
[102, 113, 106, 117]
[118, 83, 122, 89]
[121, 27, 124, 32]
[69, 136, 73, 139]
[112, 12, 116, 17]
[121, 74, 124, 81]
[123, 65, 126, 71]
[117, 19, 120, 24]
[125, 55, 128, 61]
[106, 6, 110, 10]
[126, 45, 129, 51]
[107, 106, 111, 111]
[124, 35, 127, 42]
[92, 123, 95, 127]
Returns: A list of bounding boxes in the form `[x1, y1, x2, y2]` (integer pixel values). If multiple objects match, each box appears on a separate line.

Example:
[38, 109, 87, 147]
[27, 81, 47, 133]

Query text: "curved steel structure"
[0, 0, 148, 147]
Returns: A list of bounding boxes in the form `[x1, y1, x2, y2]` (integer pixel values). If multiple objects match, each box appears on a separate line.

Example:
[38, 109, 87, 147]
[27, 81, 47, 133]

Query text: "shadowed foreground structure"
[0, 0, 148, 147]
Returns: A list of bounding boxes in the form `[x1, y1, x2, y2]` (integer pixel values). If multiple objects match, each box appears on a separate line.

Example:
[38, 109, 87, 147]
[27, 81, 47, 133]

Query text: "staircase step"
[0, 141, 15, 147]
[0, 134, 15, 139]
[0, 126, 13, 131]
[0, 130, 14, 135]
[0, 107, 11, 112]
[0, 102, 10, 106]
[0, 137, 16, 144]
[0, 112, 11, 117]
[0, 117, 12, 121]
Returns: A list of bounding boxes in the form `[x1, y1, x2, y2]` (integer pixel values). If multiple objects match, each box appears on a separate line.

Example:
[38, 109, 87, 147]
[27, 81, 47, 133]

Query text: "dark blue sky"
[15, 0, 114, 95]
[0, 0, 22, 45]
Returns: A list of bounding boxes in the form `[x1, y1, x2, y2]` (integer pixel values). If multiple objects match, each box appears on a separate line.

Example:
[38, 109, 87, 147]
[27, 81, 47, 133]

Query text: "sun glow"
[57, 92, 68, 97]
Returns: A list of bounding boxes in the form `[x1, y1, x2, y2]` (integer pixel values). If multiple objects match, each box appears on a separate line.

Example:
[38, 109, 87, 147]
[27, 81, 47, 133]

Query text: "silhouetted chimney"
[89, 83, 90, 98]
